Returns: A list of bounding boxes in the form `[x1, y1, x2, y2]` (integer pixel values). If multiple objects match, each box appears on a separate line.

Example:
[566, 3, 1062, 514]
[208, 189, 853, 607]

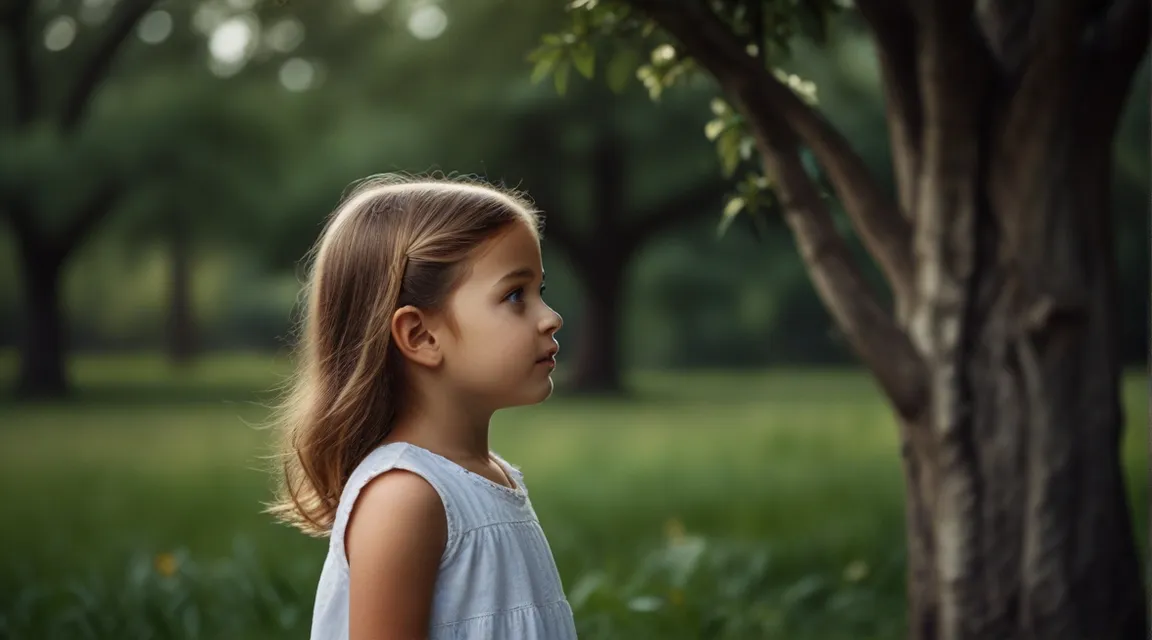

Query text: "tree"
[543, 127, 723, 393]
[503, 86, 727, 393]
[0, 0, 356, 395]
[531, 1, 1149, 638]
[115, 94, 285, 367]
[0, 0, 159, 397]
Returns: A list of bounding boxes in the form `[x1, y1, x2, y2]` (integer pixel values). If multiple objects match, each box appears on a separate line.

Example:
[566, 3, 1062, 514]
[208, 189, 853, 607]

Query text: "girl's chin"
[511, 376, 555, 407]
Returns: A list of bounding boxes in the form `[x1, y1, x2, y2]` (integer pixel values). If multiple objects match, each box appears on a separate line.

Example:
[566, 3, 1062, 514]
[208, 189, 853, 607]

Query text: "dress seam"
[429, 598, 570, 629]
[456, 518, 538, 537]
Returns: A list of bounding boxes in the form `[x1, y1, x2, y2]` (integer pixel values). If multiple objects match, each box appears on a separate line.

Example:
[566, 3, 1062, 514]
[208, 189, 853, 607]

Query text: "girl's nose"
[540, 306, 563, 334]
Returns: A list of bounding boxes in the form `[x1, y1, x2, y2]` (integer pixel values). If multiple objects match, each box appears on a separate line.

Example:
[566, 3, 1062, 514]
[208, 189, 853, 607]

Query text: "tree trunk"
[898, 93, 1145, 639]
[901, 269, 1144, 640]
[568, 256, 625, 393]
[566, 121, 629, 394]
[608, 1, 1147, 638]
[166, 207, 197, 366]
[15, 244, 68, 399]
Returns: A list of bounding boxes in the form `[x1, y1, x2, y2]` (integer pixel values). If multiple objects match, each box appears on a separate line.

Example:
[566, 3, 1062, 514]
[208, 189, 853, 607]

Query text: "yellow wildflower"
[155, 552, 179, 577]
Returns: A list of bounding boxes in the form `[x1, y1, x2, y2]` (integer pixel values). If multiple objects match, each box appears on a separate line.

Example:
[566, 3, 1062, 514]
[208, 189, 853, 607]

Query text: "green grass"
[0, 354, 1146, 639]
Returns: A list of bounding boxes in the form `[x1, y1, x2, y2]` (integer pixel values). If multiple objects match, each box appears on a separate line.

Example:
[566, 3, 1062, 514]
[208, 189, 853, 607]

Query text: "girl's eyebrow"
[493, 267, 544, 288]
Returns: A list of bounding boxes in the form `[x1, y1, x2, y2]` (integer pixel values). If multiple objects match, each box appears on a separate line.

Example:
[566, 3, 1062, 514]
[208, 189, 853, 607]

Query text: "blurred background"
[0, 1, 1146, 639]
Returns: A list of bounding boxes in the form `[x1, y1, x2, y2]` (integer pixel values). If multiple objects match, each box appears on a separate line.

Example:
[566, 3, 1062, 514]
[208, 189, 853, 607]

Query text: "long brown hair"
[266, 174, 541, 536]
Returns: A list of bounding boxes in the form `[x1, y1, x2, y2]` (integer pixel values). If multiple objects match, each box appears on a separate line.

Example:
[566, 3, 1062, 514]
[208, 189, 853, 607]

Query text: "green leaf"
[717, 196, 744, 238]
[650, 44, 676, 65]
[572, 42, 596, 79]
[554, 61, 571, 95]
[526, 42, 554, 63]
[717, 128, 742, 177]
[724, 196, 745, 219]
[530, 50, 559, 84]
[606, 47, 640, 93]
[739, 136, 755, 160]
[636, 64, 663, 100]
[704, 118, 726, 141]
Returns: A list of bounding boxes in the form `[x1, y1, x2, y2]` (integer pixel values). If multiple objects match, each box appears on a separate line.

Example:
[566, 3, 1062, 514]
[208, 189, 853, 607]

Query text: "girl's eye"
[505, 287, 524, 303]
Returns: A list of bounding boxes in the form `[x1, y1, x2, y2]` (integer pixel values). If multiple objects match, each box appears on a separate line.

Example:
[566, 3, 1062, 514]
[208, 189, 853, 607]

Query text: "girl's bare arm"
[346, 470, 447, 640]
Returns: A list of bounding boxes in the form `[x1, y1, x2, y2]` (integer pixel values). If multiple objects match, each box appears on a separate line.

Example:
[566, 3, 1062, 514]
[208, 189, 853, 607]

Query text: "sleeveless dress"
[308, 442, 579, 640]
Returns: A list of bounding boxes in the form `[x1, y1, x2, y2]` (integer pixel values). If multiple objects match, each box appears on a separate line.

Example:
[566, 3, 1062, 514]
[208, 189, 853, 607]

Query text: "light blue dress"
[309, 442, 579, 639]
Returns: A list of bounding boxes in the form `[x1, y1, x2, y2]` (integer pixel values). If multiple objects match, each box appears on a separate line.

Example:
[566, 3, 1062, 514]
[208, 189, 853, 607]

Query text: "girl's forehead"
[466, 222, 543, 278]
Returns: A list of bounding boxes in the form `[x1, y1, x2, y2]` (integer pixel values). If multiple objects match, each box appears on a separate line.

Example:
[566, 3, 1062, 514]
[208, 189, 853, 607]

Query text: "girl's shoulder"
[342, 459, 448, 565]
[334, 443, 531, 553]
[345, 441, 418, 483]
[338, 443, 451, 519]
[330, 443, 450, 569]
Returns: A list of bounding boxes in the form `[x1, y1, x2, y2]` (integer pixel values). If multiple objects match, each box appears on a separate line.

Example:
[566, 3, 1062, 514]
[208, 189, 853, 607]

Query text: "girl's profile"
[266, 174, 577, 640]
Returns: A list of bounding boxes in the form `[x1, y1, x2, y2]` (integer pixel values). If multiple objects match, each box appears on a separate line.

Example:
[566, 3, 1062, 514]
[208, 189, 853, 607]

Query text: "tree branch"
[1083, 0, 1150, 104]
[982, 0, 1120, 214]
[625, 0, 916, 308]
[854, 0, 921, 220]
[749, 0, 764, 64]
[917, 0, 992, 162]
[1, 0, 37, 124]
[60, 0, 158, 132]
[973, 0, 1035, 76]
[1064, 0, 1149, 157]
[618, 179, 727, 253]
[1092, 0, 1150, 61]
[759, 116, 927, 420]
[1, 196, 44, 256]
[50, 183, 121, 264]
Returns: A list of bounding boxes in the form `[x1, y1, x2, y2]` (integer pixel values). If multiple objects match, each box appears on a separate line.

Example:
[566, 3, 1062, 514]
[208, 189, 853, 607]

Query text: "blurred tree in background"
[0, 0, 1146, 403]
[0, 0, 300, 395]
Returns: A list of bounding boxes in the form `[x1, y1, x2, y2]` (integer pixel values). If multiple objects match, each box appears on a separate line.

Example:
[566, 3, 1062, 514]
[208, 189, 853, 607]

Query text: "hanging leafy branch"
[527, 0, 833, 238]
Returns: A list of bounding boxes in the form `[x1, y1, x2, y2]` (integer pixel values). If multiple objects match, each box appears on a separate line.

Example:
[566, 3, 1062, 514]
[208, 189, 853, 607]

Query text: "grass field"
[0, 353, 1146, 639]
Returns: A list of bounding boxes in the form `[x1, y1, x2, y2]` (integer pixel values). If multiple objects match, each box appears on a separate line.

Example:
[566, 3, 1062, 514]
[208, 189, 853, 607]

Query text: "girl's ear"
[390, 305, 442, 368]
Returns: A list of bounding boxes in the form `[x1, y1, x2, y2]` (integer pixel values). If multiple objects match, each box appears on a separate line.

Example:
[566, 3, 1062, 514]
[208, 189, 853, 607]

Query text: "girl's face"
[437, 220, 563, 410]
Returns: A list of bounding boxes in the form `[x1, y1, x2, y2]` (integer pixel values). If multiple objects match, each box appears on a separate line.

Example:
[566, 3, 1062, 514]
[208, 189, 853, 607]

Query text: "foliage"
[0, 355, 1146, 638]
[0, 0, 1146, 373]
[528, 0, 834, 237]
[1, 535, 906, 640]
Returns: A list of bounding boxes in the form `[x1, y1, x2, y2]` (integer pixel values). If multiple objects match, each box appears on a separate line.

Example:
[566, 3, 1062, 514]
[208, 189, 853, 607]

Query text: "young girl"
[266, 175, 577, 639]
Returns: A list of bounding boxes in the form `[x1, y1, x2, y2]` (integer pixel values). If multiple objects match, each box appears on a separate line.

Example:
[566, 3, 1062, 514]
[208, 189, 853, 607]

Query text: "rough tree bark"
[627, 0, 1149, 638]
[0, 0, 156, 397]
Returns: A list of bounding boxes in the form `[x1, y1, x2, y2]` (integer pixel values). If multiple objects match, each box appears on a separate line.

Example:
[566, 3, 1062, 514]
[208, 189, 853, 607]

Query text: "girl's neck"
[385, 390, 494, 463]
